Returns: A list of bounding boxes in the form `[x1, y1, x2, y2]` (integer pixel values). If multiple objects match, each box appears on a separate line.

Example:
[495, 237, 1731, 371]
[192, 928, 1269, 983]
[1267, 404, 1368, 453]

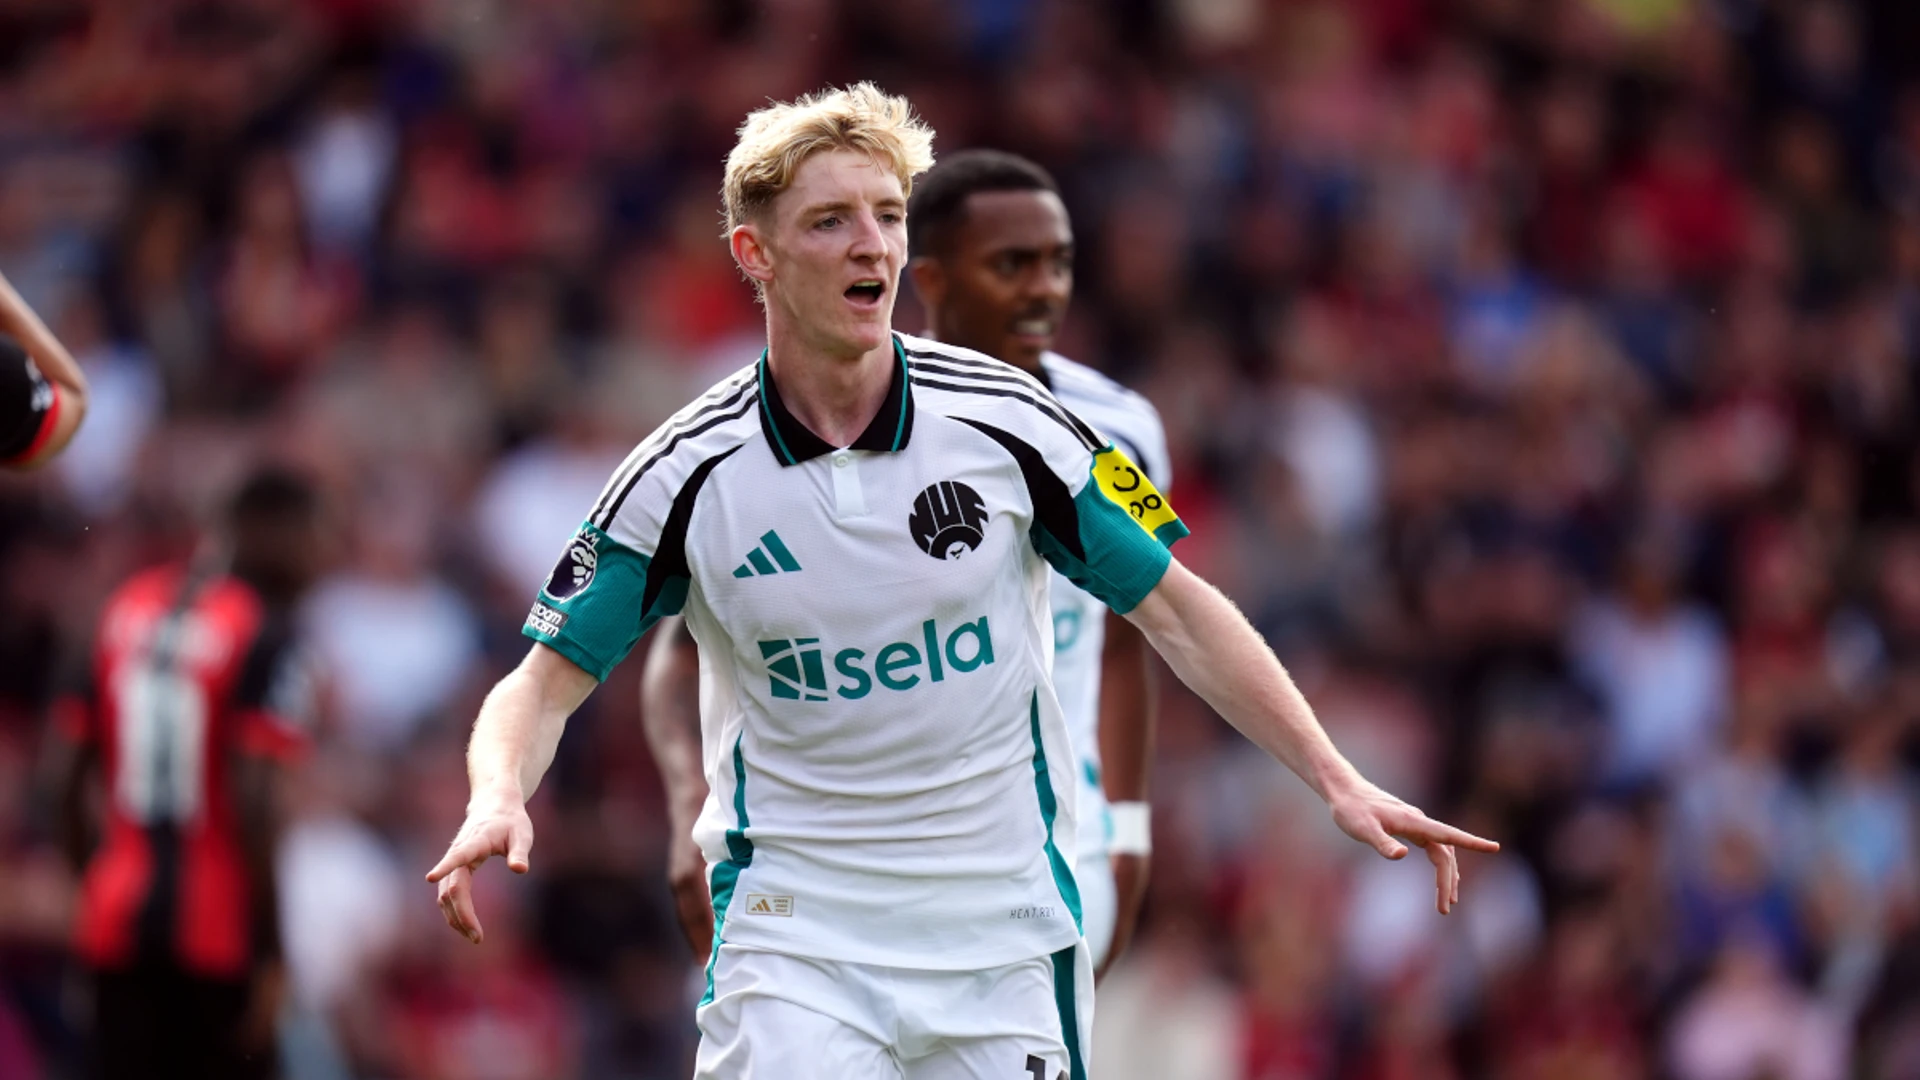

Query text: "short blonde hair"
[722, 82, 935, 233]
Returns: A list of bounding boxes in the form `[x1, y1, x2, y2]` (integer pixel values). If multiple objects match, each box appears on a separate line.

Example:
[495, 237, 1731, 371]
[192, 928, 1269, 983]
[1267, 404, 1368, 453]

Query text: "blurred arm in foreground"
[0, 270, 87, 468]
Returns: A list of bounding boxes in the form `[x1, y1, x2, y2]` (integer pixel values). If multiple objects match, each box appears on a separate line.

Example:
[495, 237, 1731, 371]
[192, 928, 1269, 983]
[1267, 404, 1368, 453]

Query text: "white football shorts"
[695, 941, 1095, 1080]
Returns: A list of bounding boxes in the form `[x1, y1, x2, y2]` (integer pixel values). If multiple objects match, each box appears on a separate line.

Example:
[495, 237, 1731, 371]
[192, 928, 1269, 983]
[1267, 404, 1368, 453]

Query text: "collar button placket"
[830, 451, 868, 518]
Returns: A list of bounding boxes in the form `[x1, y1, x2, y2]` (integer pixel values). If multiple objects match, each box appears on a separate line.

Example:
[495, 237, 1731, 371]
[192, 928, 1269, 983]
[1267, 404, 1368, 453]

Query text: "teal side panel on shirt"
[521, 520, 683, 681]
[1035, 463, 1189, 614]
[1030, 692, 1083, 933]
[700, 735, 754, 1008]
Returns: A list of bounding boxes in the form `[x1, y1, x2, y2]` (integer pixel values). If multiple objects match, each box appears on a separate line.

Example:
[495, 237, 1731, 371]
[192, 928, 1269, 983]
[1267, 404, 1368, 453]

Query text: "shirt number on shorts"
[1025, 1054, 1064, 1080]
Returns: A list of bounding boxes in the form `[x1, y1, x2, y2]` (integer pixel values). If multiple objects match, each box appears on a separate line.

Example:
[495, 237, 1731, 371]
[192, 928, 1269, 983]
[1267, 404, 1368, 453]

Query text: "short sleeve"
[956, 416, 1188, 615]
[523, 521, 677, 682]
[1038, 444, 1188, 613]
[522, 438, 743, 682]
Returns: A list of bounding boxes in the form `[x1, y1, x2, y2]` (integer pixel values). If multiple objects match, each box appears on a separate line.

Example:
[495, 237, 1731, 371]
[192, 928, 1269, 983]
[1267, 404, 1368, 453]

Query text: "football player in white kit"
[644, 148, 1169, 979]
[429, 85, 1496, 1080]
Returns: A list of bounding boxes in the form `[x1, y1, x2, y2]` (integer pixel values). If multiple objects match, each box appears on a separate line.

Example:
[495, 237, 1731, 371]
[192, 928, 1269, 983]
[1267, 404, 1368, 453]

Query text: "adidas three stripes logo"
[733, 530, 802, 578]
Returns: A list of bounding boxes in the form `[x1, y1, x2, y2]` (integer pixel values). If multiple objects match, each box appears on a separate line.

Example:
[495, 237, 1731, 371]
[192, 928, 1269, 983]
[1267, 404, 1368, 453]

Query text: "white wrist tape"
[1108, 802, 1152, 855]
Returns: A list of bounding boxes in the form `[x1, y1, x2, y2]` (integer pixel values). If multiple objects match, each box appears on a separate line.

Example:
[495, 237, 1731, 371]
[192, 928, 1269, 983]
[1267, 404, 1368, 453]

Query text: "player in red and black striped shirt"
[0, 271, 87, 469]
[46, 468, 326, 1080]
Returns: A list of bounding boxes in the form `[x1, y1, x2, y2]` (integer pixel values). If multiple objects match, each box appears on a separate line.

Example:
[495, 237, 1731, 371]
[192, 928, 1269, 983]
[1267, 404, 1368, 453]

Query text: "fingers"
[426, 834, 491, 884]
[436, 865, 484, 945]
[1338, 795, 1489, 911]
[1427, 843, 1459, 915]
[1370, 824, 1409, 861]
[506, 820, 534, 875]
[1398, 816, 1500, 854]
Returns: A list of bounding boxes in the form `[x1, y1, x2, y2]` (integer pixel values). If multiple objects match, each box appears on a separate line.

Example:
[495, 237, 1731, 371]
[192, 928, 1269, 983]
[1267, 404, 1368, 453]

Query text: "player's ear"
[732, 223, 776, 287]
[907, 256, 944, 310]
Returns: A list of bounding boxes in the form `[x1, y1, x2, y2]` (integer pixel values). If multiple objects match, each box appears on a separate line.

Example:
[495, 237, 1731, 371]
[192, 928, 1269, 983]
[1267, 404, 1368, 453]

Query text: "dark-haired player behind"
[0, 270, 88, 468]
[46, 468, 327, 1080]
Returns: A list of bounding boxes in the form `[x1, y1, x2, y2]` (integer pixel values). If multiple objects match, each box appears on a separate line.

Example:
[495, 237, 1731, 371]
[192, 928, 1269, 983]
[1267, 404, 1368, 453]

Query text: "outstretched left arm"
[1124, 559, 1497, 913]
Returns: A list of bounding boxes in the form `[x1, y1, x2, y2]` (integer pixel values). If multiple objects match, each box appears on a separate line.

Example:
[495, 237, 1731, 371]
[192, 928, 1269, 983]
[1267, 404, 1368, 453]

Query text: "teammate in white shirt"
[428, 84, 1496, 1080]
[643, 147, 1168, 978]
[909, 149, 1169, 978]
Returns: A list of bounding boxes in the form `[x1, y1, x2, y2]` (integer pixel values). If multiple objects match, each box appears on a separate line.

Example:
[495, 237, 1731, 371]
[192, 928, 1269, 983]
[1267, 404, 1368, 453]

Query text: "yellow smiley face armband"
[1091, 446, 1181, 539]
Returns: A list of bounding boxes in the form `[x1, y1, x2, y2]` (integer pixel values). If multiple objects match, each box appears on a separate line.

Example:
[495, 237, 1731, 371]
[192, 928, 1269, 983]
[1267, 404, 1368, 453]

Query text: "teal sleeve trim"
[521, 521, 683, 681]
[1034, 479, 1182, 615]
[1152, 516, 1192, 548]
[531, 632, 613, 684]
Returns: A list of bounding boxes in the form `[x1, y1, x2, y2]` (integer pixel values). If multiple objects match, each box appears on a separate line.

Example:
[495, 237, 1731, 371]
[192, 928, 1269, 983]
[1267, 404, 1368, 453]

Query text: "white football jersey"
[523, 333, 1186, 975]
[1039, 353, 1172, 862]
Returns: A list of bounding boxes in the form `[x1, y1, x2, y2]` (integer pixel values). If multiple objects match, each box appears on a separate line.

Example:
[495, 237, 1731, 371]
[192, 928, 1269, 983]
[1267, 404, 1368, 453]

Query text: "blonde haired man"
[429, 84, 1494, 1079]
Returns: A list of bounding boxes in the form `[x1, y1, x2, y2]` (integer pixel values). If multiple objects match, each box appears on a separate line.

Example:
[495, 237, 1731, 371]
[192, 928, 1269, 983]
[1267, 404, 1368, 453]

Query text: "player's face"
[756, 149, 908, 360]
[932, 189, 1073, 370]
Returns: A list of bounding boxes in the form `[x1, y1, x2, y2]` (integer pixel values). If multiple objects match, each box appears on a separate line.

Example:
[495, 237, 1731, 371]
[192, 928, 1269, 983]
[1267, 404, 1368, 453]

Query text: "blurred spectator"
[384, 874, 578, 1080]
[1615, 107, 1749, 287]
[1667, 932, 1847, 1080]
[293, 68, 400, 261]
[302, 478, 480, 750]
[1569, 534, 1731, 790]
[468, 405, 624, 600]
[216, 151, 358, 407]
[50, 292, 160, 516]
[1091, 915, 1242, 1080]
[1488, 906, 1649, 1080]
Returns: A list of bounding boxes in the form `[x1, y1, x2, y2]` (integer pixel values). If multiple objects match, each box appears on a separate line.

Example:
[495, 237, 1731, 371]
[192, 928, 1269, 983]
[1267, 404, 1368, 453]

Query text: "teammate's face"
[739, 149, 908, 361]
[915, 189, 1073, 371]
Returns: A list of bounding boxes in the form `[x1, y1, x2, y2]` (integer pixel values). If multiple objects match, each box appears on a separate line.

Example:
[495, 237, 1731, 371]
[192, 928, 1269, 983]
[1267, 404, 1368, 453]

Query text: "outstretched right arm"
[433, 370, 760, 943]
[427, 643, 598, 944]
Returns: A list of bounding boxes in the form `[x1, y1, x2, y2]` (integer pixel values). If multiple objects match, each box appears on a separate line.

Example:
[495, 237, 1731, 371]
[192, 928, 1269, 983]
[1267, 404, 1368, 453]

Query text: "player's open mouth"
[845, 280, 885, 307]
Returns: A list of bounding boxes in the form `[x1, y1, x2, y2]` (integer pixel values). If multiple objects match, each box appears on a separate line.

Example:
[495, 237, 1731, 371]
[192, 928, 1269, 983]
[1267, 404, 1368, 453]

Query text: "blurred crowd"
[3, 0, 1920, 1077]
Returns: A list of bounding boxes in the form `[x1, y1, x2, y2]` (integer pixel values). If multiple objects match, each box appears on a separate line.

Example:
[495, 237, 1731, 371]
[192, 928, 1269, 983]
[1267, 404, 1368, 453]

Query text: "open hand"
[425, 791, 534, 944]
[1328, 781, 1498, 915]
